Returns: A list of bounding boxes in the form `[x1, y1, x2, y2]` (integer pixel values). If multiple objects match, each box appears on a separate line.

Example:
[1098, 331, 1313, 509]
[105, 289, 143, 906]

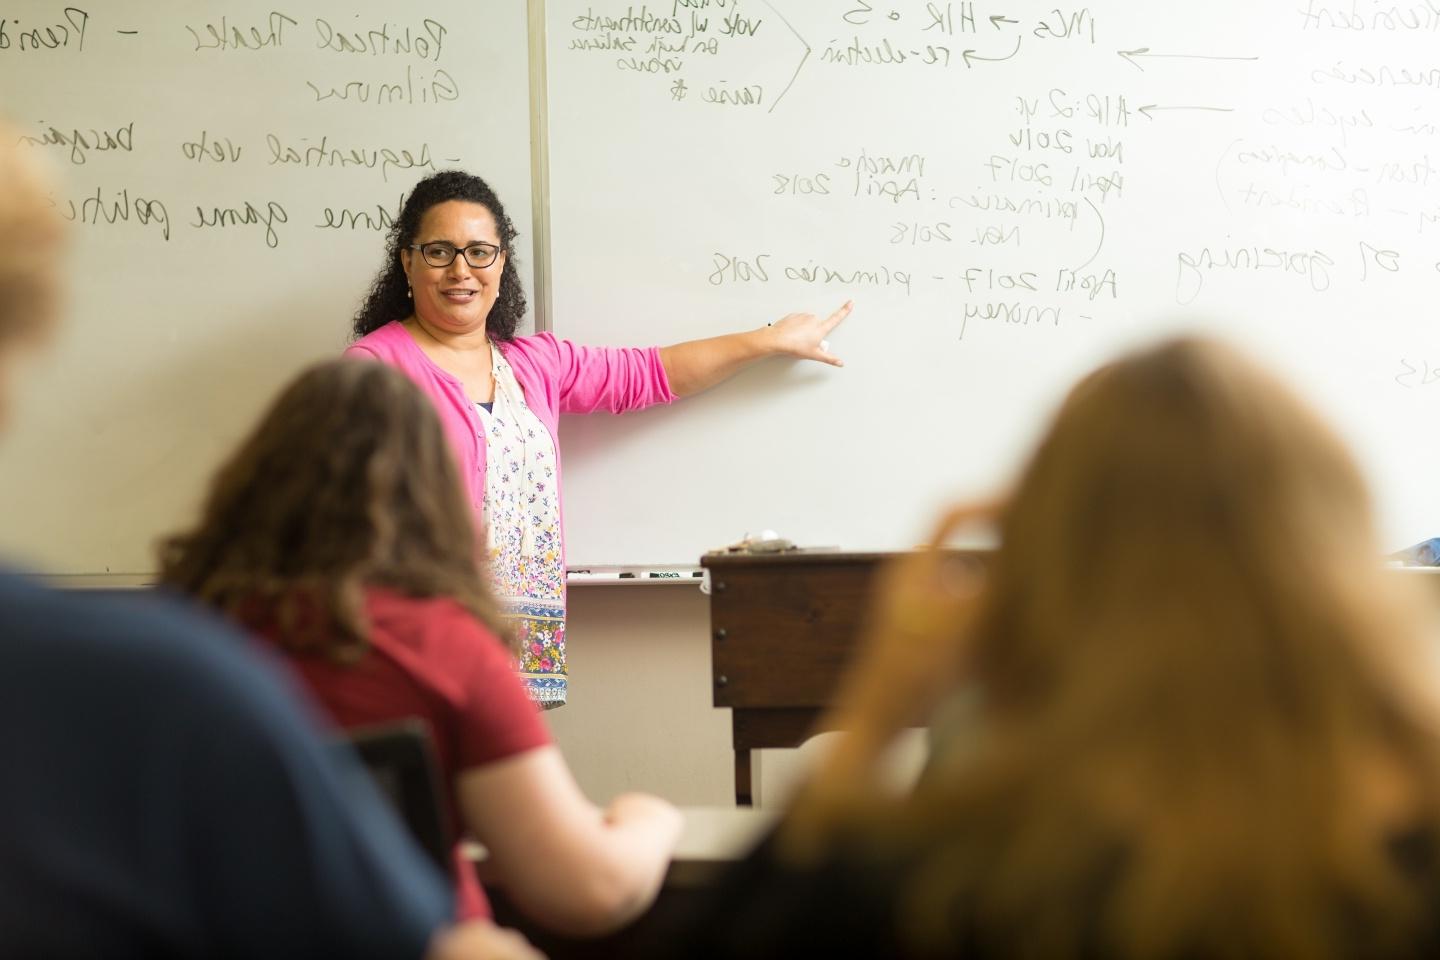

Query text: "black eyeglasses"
[408, 241, 502, 269]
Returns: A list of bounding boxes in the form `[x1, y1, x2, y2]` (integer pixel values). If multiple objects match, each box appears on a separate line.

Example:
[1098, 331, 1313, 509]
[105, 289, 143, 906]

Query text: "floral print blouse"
[476, 344, 567, 707]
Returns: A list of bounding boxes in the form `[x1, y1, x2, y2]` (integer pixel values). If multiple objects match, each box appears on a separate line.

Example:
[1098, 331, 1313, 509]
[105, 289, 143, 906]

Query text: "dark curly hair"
[353, 170, 527, 342]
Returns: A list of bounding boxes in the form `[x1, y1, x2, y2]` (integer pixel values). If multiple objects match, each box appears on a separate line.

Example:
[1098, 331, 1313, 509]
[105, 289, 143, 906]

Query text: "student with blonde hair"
[665, 337, 1440, 960]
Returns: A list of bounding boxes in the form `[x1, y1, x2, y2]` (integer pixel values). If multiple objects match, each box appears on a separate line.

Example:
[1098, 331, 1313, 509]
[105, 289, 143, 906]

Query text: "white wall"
[545, 585, 736, 806]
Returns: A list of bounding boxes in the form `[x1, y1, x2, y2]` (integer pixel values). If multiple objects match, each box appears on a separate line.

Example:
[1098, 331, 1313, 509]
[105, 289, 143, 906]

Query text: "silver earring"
[406, 285, 412, 299]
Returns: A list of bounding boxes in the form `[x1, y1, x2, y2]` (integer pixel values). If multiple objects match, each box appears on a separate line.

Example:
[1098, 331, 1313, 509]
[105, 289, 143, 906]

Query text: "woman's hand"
[660, 300, 855, 396]
[458, 746, 681, 937]
[602, 792, 684, 837]
[766, 301, 853, 367]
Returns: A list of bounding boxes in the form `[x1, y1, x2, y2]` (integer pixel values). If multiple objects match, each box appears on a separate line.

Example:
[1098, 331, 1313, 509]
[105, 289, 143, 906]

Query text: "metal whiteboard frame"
[527, 0, 553, 333]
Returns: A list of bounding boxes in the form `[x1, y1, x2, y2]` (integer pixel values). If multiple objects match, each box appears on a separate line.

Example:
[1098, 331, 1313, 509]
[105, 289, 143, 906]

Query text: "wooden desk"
[701, 551, 889, 805]
[700, 551, 996, 806]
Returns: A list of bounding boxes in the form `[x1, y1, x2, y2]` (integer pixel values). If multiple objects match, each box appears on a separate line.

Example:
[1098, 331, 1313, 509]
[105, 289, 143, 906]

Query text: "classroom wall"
[545, 588, 734, 805]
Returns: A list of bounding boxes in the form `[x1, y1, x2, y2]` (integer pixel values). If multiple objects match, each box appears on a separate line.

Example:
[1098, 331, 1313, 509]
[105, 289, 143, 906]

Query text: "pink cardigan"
[344, 321, 676, 529]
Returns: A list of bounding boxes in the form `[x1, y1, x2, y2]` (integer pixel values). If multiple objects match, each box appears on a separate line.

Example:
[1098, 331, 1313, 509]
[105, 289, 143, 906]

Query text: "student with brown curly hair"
[662, 337, 1440, 960]
[160, 358, 680, 938]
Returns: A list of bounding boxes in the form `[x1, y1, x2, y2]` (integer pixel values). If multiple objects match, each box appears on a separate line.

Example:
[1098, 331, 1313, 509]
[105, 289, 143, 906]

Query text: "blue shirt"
[0, 571, 452, 958]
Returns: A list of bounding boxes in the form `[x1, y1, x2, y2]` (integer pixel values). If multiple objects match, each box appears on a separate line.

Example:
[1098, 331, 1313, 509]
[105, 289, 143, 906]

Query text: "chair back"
[346, 719, 452, 871]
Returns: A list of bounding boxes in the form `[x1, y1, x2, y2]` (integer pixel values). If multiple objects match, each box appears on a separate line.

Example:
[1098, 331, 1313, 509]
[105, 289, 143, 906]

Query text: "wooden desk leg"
[735, 748, 753, 807]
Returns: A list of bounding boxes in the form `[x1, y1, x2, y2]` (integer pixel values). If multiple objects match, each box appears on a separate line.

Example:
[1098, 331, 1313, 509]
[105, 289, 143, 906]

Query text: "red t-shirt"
[245, 587, 551, 919]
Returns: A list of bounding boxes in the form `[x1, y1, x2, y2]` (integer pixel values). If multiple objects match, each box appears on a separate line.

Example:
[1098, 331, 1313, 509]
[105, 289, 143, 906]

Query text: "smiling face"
[400, 200, 508, 338]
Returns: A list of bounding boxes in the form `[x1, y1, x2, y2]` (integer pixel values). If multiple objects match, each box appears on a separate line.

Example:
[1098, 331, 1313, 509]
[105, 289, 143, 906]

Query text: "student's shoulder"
[365, 587, 508, 659]
[0, 570, 227, 647]
[0, 571, 289, 706]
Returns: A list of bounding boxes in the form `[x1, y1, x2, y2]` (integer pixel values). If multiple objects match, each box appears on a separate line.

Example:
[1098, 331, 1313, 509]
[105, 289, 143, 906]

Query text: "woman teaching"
[347, 170, 850, 706]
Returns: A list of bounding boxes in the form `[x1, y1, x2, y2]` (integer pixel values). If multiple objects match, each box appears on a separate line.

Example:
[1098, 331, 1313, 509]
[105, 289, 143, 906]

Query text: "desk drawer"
[705, 557, 879, 709]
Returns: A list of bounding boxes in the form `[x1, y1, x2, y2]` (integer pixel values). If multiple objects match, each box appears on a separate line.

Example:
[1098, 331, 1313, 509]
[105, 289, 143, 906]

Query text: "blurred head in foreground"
[795, 337, 1440, 960]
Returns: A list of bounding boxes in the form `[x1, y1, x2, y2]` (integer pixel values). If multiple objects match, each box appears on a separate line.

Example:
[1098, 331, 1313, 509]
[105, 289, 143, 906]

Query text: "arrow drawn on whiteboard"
[1074, 197, 1104, 272]
[763, 0, 811, 114]
[989, 15, 1019, 28]
[1118, 48, 1259, 71]
[1137, 104, 1235, 120]
[962, 35, 1022, 68]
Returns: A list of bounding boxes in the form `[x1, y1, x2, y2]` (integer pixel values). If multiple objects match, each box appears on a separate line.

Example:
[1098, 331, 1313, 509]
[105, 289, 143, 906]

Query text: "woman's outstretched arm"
[658, 301, 852, 397]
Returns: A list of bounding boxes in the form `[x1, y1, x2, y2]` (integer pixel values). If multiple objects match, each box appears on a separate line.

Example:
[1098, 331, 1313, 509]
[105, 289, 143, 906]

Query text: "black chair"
[343, 719, 453, 872]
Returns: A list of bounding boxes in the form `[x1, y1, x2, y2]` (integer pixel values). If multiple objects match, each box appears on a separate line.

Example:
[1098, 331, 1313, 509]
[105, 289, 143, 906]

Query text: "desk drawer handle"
[716, 674, 729, 687]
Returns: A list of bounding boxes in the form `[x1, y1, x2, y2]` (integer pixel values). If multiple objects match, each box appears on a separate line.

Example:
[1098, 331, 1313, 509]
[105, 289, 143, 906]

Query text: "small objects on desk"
[702, 532, 795, 595]
[716, 529, 798, 555]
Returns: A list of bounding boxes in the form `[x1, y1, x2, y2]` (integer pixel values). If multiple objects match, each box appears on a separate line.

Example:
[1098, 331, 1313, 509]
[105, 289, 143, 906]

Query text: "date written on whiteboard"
[959, 267, 1119, 301]
[707, 252, 914, 295]
[771, 149, 931, 205]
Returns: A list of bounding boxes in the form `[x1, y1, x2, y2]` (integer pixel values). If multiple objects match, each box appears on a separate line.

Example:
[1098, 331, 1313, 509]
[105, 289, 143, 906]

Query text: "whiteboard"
[0, 0, 534, 574]
[9, 1, 1440, 575]
[548, 0, 1440, 565]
